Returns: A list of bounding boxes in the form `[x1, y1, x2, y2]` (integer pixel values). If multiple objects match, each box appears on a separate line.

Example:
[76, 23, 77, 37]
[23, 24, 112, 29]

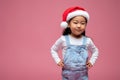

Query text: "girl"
[51, 6, 99, 80]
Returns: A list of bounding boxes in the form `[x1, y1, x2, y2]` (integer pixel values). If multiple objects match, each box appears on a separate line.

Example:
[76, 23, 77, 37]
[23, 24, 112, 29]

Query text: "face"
[68, 16, 87, 38]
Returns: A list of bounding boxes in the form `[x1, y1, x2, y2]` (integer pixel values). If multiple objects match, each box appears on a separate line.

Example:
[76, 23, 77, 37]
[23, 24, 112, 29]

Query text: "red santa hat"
[60, 6, 90, 28]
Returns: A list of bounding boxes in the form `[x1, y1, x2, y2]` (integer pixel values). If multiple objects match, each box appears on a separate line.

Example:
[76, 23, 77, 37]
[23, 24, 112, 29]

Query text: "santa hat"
[60, 6, 90, 28]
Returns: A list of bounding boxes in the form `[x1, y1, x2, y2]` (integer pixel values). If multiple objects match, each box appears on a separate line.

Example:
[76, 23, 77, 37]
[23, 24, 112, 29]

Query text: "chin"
[76, 33, 82, 36]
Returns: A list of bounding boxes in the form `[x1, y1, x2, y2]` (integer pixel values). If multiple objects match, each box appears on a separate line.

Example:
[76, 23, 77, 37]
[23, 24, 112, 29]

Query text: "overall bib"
[62, 35, 88, 80]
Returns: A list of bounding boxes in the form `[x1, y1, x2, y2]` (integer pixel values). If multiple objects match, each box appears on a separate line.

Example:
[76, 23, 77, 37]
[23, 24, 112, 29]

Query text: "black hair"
[62, 16, 87, 36]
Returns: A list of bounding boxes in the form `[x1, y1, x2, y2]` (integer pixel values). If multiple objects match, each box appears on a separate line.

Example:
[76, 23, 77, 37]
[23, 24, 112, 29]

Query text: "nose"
[77, 23, 81, 28]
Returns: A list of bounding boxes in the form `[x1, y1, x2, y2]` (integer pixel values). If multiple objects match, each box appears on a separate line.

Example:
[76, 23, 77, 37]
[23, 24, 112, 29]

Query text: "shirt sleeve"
[87, 38, 99, 65]
[50, 36, 63, 64]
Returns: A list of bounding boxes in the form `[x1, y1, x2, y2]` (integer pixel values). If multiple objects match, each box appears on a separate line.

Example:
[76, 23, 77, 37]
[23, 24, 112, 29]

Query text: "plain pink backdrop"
[0, 0, 120, 80]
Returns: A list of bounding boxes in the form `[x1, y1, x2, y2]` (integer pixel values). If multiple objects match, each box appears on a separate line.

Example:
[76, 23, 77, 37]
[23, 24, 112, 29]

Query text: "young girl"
[51, 6, 99, 80]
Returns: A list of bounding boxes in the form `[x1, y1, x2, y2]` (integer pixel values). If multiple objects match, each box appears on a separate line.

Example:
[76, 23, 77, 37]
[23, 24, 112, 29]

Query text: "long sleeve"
[88, 38, 99, 65]
[50, 36, 63, 64]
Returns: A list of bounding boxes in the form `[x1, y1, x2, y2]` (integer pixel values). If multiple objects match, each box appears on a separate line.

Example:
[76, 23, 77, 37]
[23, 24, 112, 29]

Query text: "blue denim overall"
[62, 35, 88, 80]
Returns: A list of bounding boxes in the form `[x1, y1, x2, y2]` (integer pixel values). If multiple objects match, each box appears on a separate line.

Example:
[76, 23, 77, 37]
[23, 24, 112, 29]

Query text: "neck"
[70, 34, 83, 39]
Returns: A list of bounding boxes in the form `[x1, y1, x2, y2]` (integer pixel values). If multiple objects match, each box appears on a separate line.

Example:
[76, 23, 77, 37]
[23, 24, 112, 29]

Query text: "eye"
[73, 22, 78, 24]
[81, 22, 86, 25]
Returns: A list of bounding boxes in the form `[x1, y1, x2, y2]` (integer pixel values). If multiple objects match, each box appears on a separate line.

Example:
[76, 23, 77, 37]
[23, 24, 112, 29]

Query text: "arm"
[50, 36, 63, 64]
[88, 38, 99, 66]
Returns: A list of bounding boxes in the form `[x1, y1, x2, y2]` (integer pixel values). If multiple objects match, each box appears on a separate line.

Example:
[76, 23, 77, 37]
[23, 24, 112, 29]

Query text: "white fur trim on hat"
[66, 10, 89, 21]
[60, 21, 68, 28]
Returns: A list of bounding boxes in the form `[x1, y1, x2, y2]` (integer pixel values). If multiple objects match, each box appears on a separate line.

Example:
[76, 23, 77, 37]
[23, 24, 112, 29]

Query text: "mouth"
[76, 29, 82, 32]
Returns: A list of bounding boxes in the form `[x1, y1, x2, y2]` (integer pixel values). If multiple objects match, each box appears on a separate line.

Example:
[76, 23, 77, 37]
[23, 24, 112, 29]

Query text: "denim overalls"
[62, 35, 88, 80]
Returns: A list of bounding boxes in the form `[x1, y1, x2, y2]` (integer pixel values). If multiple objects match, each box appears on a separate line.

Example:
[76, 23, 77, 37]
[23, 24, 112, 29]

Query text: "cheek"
[68, 25, 74, 30]
[81, 26, 86, 30]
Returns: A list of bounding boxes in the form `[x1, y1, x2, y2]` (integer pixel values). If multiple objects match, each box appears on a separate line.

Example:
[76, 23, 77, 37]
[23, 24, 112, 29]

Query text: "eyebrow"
[72, 20, 86, 22]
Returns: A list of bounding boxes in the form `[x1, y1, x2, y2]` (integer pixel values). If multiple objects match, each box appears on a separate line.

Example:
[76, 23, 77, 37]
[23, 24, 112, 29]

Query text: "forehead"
[72, 16, 86, 21]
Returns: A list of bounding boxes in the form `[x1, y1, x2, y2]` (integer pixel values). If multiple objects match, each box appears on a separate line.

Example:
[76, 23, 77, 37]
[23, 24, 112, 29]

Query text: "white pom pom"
[60, 22, 68, 28]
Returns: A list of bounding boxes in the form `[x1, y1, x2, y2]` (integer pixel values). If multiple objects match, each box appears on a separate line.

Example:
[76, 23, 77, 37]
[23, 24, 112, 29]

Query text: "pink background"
[0, 0, 120, 80]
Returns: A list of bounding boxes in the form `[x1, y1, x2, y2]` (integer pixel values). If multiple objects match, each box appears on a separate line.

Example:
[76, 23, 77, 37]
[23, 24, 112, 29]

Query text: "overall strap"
[65, 35, 70, 46]
[82, 36, 87, 45]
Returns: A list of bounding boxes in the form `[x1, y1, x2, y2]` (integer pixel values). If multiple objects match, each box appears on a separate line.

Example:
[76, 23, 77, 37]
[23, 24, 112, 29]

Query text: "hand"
[86, 61, 93, 69]
[57, 60, 64, 68]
